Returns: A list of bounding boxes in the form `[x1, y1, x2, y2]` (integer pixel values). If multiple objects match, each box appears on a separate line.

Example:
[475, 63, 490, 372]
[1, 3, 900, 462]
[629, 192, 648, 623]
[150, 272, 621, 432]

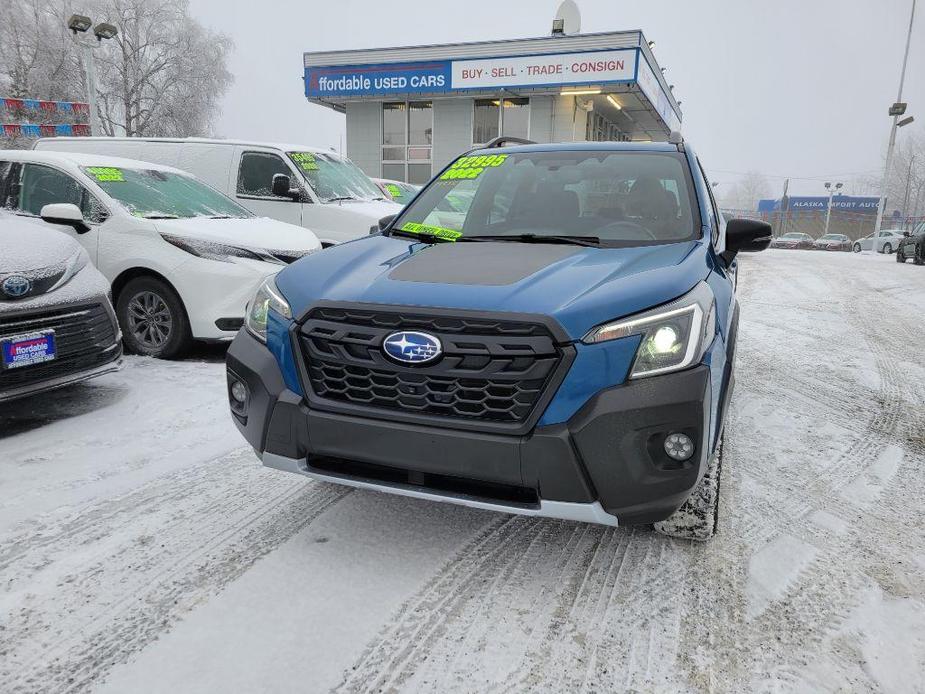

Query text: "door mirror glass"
[40, 203, 90, 233]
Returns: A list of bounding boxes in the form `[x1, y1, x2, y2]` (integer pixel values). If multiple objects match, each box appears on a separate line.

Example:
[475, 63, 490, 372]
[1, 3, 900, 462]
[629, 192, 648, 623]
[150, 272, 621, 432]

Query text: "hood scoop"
[388, 242, 579, 286]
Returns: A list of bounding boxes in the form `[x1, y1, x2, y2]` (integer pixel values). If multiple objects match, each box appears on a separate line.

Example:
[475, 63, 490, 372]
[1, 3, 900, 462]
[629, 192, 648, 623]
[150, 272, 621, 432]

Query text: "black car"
[896, 222, 925, 265]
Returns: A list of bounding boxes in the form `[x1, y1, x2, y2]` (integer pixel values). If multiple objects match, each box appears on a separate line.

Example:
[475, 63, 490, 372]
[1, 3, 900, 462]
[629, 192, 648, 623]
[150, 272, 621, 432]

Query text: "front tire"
[853, 243, 861, 253]
[897, 250, 906, 263]
[117, 276, 192, 359]
[653, 439, 723, 541]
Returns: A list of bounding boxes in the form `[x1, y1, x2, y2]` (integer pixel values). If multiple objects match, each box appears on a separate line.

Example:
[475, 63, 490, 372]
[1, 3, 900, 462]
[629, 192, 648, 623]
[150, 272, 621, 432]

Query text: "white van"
[34, 137, 401, 247]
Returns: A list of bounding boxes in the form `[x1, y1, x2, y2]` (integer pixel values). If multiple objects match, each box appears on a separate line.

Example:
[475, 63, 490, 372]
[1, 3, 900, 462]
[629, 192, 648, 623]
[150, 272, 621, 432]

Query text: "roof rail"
[481, 136, 536, 149]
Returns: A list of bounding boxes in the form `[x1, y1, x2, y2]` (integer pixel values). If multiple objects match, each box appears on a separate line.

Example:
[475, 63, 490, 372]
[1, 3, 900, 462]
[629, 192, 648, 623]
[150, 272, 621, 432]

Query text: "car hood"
[152, 217, 321, 252]
[0, 220, 78, 273]
[275, 235, 710, 340]
[309, 199, 403, 240]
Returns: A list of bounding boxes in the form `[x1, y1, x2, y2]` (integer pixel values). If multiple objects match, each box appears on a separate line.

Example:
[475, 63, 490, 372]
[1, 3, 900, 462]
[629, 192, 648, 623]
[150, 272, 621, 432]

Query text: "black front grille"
[0, 303, 119, 389]
[298, 305, 571, 430]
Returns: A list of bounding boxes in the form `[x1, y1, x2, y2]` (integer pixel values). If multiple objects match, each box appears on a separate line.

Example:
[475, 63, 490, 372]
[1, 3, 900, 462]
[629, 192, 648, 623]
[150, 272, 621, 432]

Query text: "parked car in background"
[0, 213, 121, 402]
[852, 229, 905, 253]
[0, 150, 321, 358]
[771, 232, 814, 249]
[812, 233, 851, 251]
[373, 178, 421, 205]
[34, 137, 401, 247]
[896, 222, 925, 265]
[227, 136, 772, 541]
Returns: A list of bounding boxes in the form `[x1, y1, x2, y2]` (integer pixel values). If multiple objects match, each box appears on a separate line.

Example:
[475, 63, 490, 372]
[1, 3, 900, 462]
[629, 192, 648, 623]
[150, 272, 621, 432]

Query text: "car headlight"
[245, 277, 292, 343]
[160, 233, 284, 264]
[49, 246, 90, 291]
[582, 282, 716, 379]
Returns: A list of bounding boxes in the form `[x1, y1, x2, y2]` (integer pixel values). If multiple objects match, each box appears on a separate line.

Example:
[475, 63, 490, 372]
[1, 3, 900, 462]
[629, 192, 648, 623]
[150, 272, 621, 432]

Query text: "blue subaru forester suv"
[226, 136, 770, 540]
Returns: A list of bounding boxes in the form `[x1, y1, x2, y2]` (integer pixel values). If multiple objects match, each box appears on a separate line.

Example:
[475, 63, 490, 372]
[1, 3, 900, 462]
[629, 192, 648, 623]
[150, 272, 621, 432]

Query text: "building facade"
[304, 31, 682, 183]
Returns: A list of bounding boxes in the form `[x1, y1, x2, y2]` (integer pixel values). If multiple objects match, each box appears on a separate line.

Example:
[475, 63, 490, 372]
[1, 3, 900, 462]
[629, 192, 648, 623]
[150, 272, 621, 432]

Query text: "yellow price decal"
[385, 183, 402, 198]
[439, 154, 508, 181]
[400, 222, 462, 241]
[289, 152, 319, 171]
[86, 166, 124, 182]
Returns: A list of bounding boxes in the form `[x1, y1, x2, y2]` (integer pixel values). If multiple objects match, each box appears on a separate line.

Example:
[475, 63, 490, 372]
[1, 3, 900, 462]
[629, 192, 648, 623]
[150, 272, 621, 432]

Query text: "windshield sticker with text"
[400, 222, 462, 241]
[438, 154, 508, 181]
[289, 152, 319, 171]
[86, 167, 125, 182]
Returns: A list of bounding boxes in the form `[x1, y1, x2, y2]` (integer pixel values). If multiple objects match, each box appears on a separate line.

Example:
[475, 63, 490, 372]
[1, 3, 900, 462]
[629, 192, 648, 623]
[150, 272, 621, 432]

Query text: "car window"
[394, 150, 700, 248]
[83, 166, 253, 219]
[14, 163, 108, 223]
[237, 152, 294, 198]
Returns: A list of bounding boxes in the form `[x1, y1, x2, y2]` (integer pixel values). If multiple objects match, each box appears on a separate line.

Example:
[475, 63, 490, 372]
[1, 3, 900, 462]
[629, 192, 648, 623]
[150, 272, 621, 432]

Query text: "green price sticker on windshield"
[439, 154, 508, 181]
[385, 183, 402, 199]
[400, 222, 462, 241]
[289, 152, 319, 171]
[86, 166, 124, 182]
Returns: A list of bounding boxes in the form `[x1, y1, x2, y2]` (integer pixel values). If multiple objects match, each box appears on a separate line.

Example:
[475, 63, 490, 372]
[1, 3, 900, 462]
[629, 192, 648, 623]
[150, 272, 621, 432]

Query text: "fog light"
[231, 380, 248, 403]
[664, 432, 694, 461]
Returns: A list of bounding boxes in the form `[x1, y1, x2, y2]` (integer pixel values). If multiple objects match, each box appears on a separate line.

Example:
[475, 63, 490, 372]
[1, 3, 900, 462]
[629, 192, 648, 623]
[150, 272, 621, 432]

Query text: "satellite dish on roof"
[552, 0, 581, 35]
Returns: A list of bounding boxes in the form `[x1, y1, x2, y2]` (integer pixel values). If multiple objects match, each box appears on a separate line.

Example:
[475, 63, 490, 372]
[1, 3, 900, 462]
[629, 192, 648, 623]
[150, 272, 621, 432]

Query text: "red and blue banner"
[2, 97, 89, 113]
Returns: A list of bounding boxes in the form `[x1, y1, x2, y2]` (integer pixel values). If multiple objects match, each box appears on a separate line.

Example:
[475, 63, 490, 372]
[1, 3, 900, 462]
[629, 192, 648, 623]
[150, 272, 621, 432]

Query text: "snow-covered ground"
[1, 250, 924, 693]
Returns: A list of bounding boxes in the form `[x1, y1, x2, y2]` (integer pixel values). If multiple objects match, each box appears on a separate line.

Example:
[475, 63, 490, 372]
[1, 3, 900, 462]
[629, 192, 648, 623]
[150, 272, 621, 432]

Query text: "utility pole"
[872, 0, 917, 249]
[901, 154, 915, 221]
[823, 181, 843, 237]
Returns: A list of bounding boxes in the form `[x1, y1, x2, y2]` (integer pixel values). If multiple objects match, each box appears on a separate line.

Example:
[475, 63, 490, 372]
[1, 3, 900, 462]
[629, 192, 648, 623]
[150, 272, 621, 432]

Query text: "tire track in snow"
[0, 448, 351, 694]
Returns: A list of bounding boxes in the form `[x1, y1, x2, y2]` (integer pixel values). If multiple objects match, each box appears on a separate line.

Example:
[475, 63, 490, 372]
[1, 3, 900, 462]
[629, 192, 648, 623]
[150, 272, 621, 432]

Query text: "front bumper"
[227, 329, 713, 526]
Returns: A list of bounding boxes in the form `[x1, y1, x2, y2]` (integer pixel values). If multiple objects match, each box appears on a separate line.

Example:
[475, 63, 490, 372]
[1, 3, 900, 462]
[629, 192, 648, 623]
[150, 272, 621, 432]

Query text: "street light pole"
[872, 0, 917, 248]
[68, 15, 117, 137]
[78, 39, 102, 136]
[823, 181, 843, 237]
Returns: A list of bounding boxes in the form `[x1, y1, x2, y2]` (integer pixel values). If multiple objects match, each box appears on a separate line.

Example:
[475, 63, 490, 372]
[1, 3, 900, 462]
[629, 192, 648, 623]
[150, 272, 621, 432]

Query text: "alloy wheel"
[126, 291, 173, 350]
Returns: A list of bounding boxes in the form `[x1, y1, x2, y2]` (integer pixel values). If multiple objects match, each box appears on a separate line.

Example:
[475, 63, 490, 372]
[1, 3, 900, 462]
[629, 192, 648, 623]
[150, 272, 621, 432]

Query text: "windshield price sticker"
[386, 183, 402, 198]
[400, 222, 462, 241]
[289, 152, 319, 171]
[86, 167, 125, 182]
[439, 154, 508, 181]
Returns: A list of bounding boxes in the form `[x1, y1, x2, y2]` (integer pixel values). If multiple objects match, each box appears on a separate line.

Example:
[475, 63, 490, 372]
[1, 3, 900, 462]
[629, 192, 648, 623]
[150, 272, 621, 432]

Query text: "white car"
[34, 137, 402, 247]
[852, 229, 906, 253]
[372, 178, 421, 205]
[0, 150, 321, 358]
[1, 213, 122, 402]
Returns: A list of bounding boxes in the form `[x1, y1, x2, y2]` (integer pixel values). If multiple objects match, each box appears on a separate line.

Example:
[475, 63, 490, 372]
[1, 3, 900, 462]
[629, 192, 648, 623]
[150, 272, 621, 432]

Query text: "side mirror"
[904, 231, 911, 237]
[271, 174, 301, 201]
[721, 218, 772, 265]
[375, 214, 397, 234]
[40, 203, 90, 233]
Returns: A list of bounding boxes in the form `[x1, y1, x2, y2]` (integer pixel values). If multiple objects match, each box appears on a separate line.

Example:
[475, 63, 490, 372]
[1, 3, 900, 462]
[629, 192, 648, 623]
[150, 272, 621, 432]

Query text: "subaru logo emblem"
[1, 275, 32, 299]
[382, 331, 442, 364]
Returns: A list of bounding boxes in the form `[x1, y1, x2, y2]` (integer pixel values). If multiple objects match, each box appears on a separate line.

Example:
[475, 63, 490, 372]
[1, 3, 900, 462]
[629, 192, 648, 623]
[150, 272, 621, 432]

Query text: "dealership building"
[303, 30, 682, 184]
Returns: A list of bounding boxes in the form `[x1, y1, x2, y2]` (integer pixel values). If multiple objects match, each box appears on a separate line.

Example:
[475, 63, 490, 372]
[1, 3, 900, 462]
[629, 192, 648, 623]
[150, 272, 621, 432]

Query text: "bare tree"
[0, 0, 233, 141]
[884, 128, 925, 217]
[720, 171, 773, 212]
[91, 0, 233, 137]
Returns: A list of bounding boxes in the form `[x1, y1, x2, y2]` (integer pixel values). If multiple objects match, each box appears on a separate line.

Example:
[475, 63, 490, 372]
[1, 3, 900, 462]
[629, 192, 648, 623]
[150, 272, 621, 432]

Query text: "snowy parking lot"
[1, 249, 924, 693]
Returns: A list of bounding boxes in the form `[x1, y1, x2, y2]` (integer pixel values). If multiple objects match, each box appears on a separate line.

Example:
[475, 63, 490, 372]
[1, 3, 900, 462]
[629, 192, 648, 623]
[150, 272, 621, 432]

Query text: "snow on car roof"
[2, 148, 186, 174]
[37, 136, 338, 157]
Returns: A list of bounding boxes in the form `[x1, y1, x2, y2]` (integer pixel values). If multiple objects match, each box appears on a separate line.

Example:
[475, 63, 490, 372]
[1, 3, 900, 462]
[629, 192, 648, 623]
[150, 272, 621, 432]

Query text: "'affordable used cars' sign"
[304, 48, 638, 98]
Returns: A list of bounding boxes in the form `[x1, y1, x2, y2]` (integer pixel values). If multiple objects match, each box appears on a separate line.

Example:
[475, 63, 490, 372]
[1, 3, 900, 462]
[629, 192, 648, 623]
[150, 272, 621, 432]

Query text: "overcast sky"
[189, 0, 923, 197]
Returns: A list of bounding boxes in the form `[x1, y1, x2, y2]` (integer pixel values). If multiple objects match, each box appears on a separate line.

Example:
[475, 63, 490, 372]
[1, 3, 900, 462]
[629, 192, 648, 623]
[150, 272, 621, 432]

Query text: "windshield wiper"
[462, 234, 601, 248]
[206, 214, 233, 219]
[326, 196, 360, 203]
[142, 213, 180, 219]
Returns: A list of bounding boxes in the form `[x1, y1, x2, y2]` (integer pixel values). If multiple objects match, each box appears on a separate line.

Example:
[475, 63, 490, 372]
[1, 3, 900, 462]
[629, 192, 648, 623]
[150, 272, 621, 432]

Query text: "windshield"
[287, 152, 382, 202]
[390, 150, 700, 247]
[819, 234, 842, 240]
[83, 166, 252, 219]
[781, 233, 805, 239]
